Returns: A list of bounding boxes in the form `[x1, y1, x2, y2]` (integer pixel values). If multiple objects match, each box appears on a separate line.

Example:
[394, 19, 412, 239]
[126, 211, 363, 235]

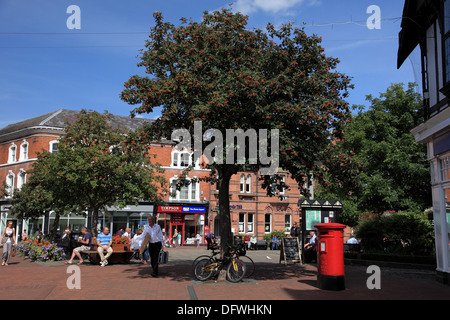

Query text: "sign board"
[182, 206, 206, 213]
[305, 209, 321, 230]
[158, 205, 206, 213]
[279, 237, 301, 264]
[171, 213, 185, 224]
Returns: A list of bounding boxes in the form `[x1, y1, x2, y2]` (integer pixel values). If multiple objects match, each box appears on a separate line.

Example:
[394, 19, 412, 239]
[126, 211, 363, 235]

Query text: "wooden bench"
[80, 247, 136, 265]
[256, 240, 268, 250]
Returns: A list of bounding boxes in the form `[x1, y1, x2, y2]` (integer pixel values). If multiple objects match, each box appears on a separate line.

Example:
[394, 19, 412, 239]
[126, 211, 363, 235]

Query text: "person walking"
[1, 221, 16, 266]
[141, 216, 164, 277]
[173, 229, 178, 248]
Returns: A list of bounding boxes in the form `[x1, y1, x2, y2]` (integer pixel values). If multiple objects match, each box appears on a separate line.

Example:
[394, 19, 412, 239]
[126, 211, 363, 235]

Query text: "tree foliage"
[121, 9, 357, 249]
[12, 110, 164, 236]
[343, 83, 431, 214]
[356, 211, 434, 256]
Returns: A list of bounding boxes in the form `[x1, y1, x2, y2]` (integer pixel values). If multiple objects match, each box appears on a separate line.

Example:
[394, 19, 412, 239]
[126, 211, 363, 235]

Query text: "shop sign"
[158, 206, 182, 213]
[182, 206, 206, 213]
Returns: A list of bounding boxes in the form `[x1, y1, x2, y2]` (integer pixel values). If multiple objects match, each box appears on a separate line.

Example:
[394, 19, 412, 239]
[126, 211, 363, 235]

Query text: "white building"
[398, 0, 450, 284]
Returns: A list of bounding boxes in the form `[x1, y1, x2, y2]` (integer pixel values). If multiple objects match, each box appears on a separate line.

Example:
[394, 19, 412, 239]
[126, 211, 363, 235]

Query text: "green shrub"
[263, 230, 286, 243]
[355, 211, 434, 256]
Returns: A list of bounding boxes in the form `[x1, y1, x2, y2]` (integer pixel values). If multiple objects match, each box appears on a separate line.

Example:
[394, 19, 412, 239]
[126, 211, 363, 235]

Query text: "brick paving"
[0, 246, 449, 300]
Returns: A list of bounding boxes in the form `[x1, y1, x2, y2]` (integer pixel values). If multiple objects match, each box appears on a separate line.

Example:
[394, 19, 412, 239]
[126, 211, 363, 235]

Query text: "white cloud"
[232, 0, 320, 15]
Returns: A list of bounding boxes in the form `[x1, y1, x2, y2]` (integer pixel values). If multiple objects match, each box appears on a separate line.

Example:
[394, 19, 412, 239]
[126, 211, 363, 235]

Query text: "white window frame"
[5, 171, 15, 198]
[246, 174, 251, 193]
[265, 213, 272, 234]
[239, 213, 245, 233]
[247, 213, 254, 234]
[8, 143, 17, 163]
[17, 169, 27, 190]
[285, 214, 292, 233]
[169, 176, 199, 201]
[49, 140, 59, 154]
[240, 174, 245, 193]
[171, 149, 198, 168]
[19, 140, 29, 161]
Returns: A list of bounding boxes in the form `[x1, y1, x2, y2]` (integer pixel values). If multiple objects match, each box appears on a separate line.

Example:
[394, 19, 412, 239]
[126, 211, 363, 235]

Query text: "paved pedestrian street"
[0, 247, 449, 302]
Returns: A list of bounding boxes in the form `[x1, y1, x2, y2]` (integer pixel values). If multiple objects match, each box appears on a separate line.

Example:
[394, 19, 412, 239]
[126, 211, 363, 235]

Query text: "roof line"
[39, 109, 64, 126]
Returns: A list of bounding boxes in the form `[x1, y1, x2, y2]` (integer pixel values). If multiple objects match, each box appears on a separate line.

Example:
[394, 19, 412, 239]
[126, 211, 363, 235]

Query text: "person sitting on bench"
[97, 227, 113, 267]
[65, 227, 92, 265]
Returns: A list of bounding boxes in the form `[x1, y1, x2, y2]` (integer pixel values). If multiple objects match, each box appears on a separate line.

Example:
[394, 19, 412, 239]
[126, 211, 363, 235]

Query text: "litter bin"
[314, 223, 346, 291]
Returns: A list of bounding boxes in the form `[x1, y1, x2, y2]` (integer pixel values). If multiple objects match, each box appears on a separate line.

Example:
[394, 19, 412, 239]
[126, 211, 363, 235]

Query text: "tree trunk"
[217, 165, 234, 254]
[92, 207, 99, 237]
[51, 213, 61, 241]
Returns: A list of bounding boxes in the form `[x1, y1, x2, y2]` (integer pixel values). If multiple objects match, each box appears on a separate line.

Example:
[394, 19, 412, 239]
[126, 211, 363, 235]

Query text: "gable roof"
[0, 109, 154, 143]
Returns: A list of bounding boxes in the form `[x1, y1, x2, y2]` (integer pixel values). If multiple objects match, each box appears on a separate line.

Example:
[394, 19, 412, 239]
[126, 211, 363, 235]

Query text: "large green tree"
[318, 83, 431, 217]
[121, 9, 357, 249]
[13, 110, 164, 236]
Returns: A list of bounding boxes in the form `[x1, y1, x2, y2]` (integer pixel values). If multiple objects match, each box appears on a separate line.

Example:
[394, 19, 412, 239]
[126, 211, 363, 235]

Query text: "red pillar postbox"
[314, 223, 346, 291]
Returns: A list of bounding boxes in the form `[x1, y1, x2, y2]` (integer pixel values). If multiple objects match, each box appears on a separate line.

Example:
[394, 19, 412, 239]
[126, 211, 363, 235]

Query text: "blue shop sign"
[182, 206, 206, 213]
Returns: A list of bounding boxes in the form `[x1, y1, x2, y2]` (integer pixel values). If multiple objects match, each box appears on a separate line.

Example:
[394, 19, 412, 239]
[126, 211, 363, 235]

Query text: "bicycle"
[193, 245, 246, 283]
[192, 244, 255, 278]
[234, 243, 255, 278]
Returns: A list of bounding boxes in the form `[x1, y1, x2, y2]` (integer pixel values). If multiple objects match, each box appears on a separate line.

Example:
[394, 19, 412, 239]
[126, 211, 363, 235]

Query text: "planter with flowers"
[16, 239, 66, 262]
[112, 235, 130, 251]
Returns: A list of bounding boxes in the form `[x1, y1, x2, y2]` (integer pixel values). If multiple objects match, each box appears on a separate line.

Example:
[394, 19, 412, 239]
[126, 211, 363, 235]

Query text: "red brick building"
[0, 109, 304, 245]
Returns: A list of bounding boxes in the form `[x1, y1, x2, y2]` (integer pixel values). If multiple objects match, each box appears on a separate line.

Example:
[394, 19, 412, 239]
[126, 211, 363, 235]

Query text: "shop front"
[156, 204, 208, 246]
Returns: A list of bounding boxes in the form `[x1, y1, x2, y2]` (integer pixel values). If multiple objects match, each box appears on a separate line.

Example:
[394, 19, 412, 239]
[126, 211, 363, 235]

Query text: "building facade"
[0, 109, 304, 245]
[398, 0, 450, 283]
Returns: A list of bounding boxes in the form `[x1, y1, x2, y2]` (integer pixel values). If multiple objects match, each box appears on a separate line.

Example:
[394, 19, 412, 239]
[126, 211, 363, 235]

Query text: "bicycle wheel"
[193, 258, 215, 281]
[238, 255, 255, 278]
[191, 255, 212, 272]
[226, 258, 245, 283]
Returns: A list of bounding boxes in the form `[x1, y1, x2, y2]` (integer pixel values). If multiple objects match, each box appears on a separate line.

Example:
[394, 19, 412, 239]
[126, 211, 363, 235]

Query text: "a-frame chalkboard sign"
[279, 236, 302, 264]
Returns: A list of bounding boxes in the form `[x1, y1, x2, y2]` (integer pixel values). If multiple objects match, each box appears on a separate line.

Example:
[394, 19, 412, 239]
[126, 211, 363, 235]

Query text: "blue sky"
[0, 0, 418, 129]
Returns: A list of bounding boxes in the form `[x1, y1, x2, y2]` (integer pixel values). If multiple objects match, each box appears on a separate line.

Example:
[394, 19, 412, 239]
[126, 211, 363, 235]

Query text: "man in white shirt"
[141, 215, 164, 277]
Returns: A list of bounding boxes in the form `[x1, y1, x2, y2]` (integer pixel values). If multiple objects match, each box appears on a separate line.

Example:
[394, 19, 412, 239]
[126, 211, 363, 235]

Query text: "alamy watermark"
[366, 5, 381, 30]
[366, 265, 381, 289]
[66, 265, 81, 289]
[67, 5, 81, 30]
[171, 121, 279, 175]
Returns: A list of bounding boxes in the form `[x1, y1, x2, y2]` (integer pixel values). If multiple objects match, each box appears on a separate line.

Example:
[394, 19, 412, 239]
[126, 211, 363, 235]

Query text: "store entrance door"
[172, 224, 184, 246]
